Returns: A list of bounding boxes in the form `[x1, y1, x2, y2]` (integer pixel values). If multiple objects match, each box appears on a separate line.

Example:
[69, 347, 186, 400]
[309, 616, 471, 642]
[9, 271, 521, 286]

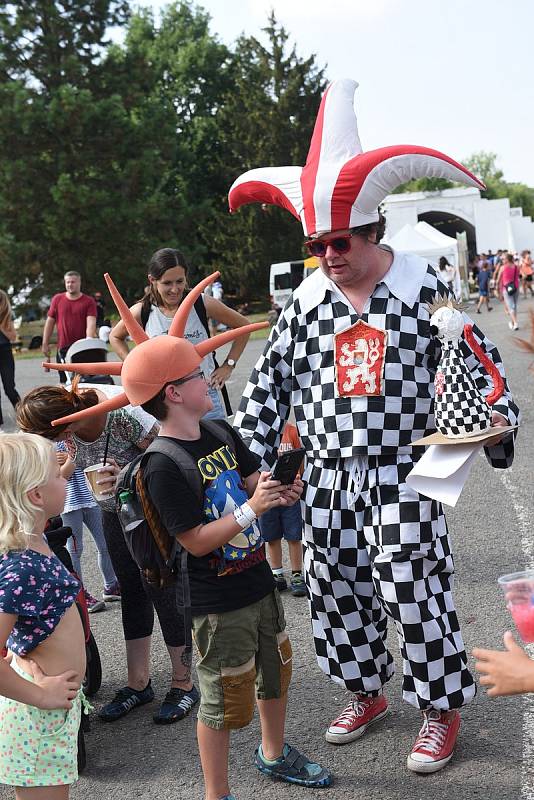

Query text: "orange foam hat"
[44, 271, 268, 427]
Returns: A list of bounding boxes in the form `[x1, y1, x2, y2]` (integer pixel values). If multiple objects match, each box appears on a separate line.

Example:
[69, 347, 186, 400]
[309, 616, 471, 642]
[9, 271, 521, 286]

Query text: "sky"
[136, 0, 534, 188]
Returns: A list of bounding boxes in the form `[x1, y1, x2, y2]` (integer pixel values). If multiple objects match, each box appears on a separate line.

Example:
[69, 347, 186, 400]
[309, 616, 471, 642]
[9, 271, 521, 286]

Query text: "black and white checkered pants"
[302, 453, 476, 711]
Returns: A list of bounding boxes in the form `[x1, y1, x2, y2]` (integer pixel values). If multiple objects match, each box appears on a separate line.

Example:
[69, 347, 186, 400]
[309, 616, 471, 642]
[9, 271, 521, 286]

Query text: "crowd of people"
[0, 78, 531, 800]
[472, 248, 533, 329]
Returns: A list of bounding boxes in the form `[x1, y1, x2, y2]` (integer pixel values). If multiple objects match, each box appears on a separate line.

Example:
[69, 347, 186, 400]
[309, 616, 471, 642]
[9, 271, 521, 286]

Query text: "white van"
[269, 257, 319, 309]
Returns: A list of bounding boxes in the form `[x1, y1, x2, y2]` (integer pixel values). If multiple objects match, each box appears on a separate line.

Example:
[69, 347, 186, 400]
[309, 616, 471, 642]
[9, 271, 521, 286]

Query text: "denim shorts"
[0, 657, 82, 787]
[258, 502, 303, 542]
[192, 591, 292, 730]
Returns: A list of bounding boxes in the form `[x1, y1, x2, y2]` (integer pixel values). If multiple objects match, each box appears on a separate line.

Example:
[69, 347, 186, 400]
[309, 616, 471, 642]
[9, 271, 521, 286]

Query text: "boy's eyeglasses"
[304, 233, 354, 258]
[172, 369, 205, 387]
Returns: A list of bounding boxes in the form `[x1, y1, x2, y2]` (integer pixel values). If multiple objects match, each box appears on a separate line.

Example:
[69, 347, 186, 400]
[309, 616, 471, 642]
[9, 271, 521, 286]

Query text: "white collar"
[296, 249, 429, 314]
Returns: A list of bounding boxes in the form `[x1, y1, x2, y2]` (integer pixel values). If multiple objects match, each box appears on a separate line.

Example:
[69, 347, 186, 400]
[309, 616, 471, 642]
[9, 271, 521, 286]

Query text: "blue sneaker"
[255, 743, 332, 787]
[99, 682, 155, 722]
[153, 685, 200, 724]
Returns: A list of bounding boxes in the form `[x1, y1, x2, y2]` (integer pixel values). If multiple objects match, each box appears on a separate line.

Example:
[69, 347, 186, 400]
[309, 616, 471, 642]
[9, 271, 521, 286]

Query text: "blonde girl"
[0, 290, 20, 427]
[0, 433, 85, 798]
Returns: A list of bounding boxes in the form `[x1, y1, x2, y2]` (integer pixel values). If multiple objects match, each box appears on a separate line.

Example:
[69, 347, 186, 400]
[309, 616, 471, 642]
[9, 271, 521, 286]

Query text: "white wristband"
[233, 502, 257, 531]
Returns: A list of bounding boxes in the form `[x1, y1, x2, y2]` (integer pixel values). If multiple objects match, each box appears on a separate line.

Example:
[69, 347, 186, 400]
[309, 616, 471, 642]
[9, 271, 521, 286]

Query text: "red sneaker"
[407, 709, 460, 774]
[325, 694, 389, 744]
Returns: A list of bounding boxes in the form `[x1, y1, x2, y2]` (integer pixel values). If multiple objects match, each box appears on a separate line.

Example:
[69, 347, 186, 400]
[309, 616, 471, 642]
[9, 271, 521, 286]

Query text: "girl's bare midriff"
[17, 603, 86, 686]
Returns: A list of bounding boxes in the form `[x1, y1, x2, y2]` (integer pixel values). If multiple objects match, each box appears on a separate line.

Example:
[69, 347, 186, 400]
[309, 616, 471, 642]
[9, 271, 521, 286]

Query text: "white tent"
[385, 222, 461, 298]
[415, 221, 459, 266]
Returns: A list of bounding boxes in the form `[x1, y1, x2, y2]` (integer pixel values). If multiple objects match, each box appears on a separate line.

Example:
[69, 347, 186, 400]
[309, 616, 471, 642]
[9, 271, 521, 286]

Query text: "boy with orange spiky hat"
[43, 271, 332, 798]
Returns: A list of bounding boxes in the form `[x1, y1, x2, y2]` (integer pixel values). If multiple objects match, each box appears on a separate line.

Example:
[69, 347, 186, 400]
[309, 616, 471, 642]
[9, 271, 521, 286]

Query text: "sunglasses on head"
[304, 233, 354, 258]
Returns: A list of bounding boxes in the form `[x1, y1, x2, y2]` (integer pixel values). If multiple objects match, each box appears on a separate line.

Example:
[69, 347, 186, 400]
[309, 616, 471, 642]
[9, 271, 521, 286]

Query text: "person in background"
[475, 261, 493, 314]
[42, 272, 97, 384]
[258, 420, 306, 597]
[501, 253, 520, 331]
[93, 291, 106, 327]
[520, 250, 534, 298]
[0, 290, 21, 429]
[109, 249, 251, 421]
[438, 256, 456, 292]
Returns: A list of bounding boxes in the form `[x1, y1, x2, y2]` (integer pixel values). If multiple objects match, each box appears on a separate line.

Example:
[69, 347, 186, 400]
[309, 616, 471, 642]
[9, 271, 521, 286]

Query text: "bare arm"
[204, 296, 252, 363]
[56, 451, 76, 479]
[109, 303, 143, 361]
[176, 471, 301, 558]
[0, 614, 78, 709]
[203, 296, 255, 388]
[42, 316, 55, 356]
[86, 315, 97, 338]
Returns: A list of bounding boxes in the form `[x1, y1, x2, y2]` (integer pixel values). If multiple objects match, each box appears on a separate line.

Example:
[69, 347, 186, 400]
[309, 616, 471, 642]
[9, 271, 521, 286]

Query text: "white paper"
[406, 443, 481, 507]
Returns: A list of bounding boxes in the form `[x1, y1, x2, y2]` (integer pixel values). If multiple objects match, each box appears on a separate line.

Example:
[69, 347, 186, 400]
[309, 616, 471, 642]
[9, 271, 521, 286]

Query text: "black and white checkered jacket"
[235, 251, 519, 470]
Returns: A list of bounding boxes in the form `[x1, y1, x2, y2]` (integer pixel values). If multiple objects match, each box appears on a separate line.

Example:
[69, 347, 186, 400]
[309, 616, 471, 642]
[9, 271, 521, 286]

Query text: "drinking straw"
[102, 427, 112, 466]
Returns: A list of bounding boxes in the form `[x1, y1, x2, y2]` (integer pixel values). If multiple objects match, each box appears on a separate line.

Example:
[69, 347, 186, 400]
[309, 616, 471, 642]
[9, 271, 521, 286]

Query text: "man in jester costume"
[230, 79, 519, 773]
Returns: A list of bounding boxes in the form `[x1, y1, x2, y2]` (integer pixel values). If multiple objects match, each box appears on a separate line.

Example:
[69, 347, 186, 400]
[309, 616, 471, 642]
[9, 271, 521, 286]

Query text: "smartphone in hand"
[270, 447, 305, 485]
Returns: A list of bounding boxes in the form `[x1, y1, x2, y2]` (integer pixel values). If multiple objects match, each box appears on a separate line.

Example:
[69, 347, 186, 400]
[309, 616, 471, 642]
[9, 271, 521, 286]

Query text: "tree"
[0, 1, 225, 299]
[208, 13, 327, 297]
[463, 151, 534, 218]
[391, 176, 454, 194]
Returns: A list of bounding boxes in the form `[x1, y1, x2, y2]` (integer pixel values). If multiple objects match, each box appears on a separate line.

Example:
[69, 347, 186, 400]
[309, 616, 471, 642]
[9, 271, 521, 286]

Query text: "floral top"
[0, 550, 80, 656]
[62, 405, 159, 512]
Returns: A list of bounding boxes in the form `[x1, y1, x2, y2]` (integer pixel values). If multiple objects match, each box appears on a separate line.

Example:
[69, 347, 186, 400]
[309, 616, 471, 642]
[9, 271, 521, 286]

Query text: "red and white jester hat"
[43, 271, 268, 428]
[228, 79, 485, 236]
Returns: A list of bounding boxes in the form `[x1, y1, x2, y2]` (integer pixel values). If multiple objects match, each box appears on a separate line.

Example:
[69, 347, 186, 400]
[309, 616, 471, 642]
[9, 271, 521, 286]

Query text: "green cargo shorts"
[192, 590, 292, 730]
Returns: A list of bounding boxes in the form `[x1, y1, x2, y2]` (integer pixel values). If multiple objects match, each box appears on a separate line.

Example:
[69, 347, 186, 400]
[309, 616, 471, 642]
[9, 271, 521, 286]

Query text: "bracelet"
[233, 502, 257, 531]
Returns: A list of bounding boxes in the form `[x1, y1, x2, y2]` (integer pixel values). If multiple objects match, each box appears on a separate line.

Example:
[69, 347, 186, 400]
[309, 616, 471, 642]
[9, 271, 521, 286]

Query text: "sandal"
[254, 743, 332, 787]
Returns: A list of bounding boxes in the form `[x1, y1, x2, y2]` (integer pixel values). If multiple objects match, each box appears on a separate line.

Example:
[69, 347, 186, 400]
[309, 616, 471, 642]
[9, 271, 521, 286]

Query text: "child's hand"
[56, 451, 69, 466]
[278, 476, 304, 506]
[249, 471, 287, 516]
[473, 631, 534, 696]
[28, 660, 79, 709]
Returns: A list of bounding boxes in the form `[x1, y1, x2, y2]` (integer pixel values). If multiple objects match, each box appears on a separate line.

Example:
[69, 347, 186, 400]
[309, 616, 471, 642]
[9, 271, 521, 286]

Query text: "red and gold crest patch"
[334, 320, 387, 397]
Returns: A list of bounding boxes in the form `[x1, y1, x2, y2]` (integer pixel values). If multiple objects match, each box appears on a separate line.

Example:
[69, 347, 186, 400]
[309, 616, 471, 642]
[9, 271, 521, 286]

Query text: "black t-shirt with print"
[142, 421, 275, 614]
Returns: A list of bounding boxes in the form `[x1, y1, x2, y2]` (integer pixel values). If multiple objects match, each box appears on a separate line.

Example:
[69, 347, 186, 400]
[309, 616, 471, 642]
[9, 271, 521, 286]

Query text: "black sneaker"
[153, 685, 200, 724]
[99, 682, 155, 722]
[290, 572, 306, 597]
[274, 574, 288, 592]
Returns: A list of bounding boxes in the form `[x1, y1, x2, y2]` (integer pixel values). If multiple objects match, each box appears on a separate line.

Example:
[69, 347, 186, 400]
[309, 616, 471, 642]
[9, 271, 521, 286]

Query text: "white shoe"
[513, 323, 519, 330]
[508, 321, 514, 330]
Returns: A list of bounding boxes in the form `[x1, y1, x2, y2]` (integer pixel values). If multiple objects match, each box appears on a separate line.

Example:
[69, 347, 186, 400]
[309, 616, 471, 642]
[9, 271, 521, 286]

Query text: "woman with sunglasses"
[109, 248, 251, 419]
[16, 380, 200, 725]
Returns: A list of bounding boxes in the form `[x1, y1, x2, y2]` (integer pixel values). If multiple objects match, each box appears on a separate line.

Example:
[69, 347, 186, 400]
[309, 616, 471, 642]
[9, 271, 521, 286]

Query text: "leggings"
[62, 505, 117, 590]
[101, 510, 185, 646]
[0, 344, 20, 425]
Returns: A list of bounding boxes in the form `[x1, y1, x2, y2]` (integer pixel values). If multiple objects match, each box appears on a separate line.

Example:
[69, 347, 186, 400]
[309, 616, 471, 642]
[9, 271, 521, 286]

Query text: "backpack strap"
[198, 418, 236, 452]
[194, 296, 233, 416]
[142, 437, 203, 502]
[140, 301, 150, 330]
[194, 294, 210, 338]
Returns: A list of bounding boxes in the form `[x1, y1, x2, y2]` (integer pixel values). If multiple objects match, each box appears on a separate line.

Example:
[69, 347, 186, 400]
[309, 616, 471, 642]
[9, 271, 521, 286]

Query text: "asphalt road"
[1, 297, 533, 800]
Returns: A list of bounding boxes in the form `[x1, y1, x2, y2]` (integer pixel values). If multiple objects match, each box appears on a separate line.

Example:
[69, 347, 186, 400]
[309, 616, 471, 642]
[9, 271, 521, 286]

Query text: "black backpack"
[115, 418, 236, 586]
[115, 419, 237, 655]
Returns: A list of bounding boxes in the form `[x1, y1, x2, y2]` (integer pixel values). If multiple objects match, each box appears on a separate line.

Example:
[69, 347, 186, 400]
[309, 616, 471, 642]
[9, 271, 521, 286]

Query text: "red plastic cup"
[498, 571, 534, 643]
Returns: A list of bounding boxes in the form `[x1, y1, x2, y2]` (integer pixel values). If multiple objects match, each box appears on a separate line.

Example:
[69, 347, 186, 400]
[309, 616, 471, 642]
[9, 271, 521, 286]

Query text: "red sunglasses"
[304, 233, 354, 258]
